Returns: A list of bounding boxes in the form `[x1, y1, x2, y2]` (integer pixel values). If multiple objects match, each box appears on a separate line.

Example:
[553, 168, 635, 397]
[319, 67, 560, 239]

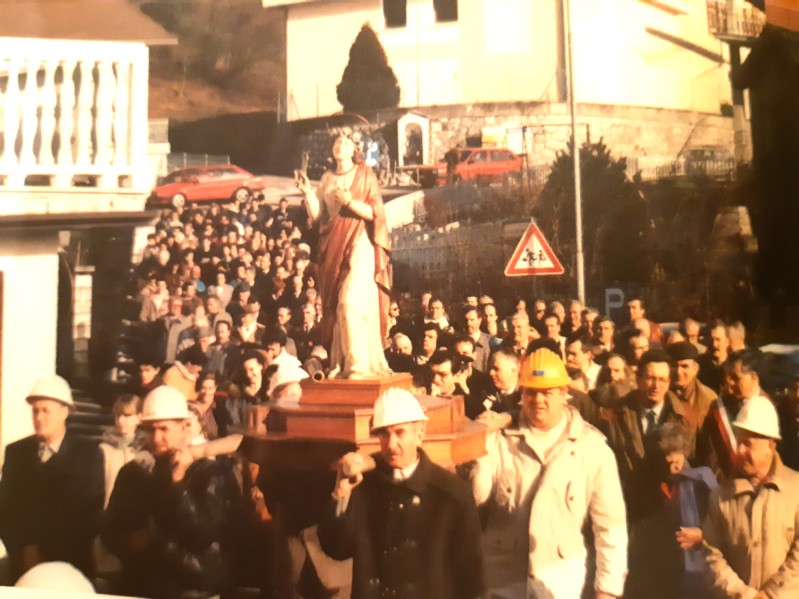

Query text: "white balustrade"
[0, 37, 149, 194]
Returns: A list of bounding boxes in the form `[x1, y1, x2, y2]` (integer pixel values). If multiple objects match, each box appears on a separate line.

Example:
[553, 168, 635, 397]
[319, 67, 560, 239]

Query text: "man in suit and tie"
[293, 302, 321, 364]
[463, 306, 491, 373]
[604, 350, 692, 598]
[477, 348, 522, 422]
[0, 375, 104, 583]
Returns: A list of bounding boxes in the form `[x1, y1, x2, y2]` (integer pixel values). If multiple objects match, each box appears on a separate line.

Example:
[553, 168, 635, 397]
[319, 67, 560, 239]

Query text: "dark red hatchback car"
[148, 165, 266, 208]
[436, 147, 523, 185]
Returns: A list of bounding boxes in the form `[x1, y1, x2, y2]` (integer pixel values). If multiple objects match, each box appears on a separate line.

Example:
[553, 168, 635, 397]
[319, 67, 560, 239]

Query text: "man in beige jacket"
[702, 396, 799, 598]
[471, 348, 627, 599]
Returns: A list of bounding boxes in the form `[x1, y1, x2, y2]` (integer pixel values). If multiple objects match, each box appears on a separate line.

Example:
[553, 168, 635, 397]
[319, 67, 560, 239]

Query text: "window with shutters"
[434, 0, 458, 23]
[384, 0, 407, 28]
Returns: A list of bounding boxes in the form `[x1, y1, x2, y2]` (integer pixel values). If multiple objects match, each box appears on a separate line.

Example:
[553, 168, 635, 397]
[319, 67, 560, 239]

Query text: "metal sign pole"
[564, 0, 586, 304]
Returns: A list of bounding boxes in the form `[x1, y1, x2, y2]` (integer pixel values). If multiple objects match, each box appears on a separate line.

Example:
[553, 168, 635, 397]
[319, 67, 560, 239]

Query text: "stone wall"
[289, 101, 734, 179]
[420, 102, 734, 168]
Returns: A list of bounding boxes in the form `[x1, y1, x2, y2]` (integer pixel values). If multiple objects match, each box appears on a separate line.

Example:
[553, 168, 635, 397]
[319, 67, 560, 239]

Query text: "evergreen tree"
[337, 24, 401, 113]
[536, 139, 650, 291]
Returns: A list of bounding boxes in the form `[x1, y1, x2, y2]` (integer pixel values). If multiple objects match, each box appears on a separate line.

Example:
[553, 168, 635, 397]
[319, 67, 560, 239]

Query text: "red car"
[148, 165, 266, 208]
[436, 147, 523, 185]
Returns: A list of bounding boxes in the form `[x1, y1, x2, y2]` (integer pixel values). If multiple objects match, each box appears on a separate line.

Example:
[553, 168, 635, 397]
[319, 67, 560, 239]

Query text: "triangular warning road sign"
[504, 222, 565, 277]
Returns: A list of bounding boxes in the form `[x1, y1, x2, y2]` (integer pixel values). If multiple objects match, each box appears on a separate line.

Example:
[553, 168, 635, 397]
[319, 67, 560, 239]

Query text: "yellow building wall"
[283, 0, 730, 120]
[572, 0, 730, 112]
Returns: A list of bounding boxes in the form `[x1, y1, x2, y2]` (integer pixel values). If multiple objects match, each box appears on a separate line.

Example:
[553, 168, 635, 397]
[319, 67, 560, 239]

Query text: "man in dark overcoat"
[0, 374, 104, 582]
[318, 387, 485, 599]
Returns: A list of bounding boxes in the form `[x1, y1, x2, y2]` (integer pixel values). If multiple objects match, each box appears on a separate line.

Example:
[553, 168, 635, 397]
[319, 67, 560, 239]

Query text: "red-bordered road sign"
[504, 222, 565, 276]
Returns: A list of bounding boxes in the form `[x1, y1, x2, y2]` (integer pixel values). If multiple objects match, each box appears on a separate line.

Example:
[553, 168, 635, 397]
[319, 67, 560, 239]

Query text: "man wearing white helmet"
[101, 385, 239, 598]
[702, 396, 799, 598]
[317, 387, 485, 599]
[0, 374, 104, 583]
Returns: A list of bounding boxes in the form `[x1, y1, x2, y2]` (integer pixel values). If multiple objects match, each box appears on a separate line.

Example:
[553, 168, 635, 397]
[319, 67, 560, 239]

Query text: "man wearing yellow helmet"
[470, 348, 628, 599]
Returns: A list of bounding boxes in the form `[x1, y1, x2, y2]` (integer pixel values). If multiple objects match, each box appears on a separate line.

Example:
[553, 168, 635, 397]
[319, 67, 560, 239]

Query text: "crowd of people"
[1, 183, 799, 599]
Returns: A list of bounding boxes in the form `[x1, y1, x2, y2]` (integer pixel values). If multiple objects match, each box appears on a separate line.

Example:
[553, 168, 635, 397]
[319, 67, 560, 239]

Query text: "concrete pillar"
[0, 232, 61, 455]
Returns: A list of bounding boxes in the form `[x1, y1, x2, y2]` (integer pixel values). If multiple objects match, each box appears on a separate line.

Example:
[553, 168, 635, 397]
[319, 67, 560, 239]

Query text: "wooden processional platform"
[240, 373, 488, 470]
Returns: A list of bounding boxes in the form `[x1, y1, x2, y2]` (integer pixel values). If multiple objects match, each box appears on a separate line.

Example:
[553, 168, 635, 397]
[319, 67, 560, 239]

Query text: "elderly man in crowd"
[384, 332, 416, 374]
[0, 375, 104, 583]
[319, 387, 485, 599]
[680, 318, 707, 354]
[102, 386, 240, 598]
[667, 341, 717, 435]
[702, 396, 799, 598]
[471, 348, 627, 599]
[505, 311, 538, 358]
[700, 350, 767, 478]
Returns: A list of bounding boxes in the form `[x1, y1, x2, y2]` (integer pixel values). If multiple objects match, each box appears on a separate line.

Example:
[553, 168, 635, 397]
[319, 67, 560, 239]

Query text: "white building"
[265, 0, 732, 121]
[0, 0, 174, 454]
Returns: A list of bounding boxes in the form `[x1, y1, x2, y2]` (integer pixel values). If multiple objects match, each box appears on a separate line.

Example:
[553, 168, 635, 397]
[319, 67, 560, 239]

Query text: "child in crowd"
[660, 423, 718, 599]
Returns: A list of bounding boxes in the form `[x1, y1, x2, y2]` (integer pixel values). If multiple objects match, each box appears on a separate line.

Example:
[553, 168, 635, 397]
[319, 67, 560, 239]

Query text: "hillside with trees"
[134, 0, 285, 120]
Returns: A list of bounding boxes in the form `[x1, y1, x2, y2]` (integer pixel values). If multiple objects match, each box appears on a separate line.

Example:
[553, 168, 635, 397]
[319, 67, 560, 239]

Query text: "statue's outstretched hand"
[295, 170, 311, 194]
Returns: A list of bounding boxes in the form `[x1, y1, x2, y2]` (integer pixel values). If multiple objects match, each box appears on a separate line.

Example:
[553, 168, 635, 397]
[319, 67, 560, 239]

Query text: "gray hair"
[658, 422, 692, 455]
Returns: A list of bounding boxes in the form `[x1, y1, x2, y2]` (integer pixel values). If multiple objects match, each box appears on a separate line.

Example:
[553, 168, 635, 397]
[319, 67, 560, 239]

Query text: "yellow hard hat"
[519, 348, 570, 389]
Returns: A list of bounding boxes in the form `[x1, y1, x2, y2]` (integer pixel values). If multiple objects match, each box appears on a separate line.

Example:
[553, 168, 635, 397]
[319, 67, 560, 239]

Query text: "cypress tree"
[337, 24, 401, 113]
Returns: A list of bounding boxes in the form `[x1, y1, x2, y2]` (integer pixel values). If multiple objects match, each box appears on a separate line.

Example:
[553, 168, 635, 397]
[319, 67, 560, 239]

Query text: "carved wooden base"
[241, 375, 486, 468]
[299, 372, 413, 406]
[267, 393, 460, 442]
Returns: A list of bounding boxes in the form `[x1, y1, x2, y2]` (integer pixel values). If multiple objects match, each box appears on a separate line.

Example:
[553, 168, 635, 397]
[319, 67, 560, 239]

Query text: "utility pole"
[564, 0, 585, 304]
[415, 0, 421, 106]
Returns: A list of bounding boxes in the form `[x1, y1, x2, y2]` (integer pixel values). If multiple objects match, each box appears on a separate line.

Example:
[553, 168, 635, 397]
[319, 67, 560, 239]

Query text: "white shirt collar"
[393, 458, 421, 481]
[39, 430, 66, 453]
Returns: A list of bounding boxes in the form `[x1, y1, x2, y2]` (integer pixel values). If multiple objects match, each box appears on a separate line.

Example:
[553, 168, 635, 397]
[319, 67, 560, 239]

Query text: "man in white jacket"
[471, 348, 628, 599]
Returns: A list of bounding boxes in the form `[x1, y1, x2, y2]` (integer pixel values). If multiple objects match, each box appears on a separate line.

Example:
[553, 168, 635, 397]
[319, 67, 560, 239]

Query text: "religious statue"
[295, 128, 393, 379]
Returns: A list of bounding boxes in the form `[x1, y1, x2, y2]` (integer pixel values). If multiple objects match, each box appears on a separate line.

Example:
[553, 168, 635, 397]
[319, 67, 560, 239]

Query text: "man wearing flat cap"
[318, 387, 485, 599]
[0, 375, 104, 582]
[666, 341, 717, 436]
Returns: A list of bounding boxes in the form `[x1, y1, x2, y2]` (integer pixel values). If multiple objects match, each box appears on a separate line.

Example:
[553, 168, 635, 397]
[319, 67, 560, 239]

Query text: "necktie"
[393, 469, 405, 482]
[646, 409, 657, 435]
[38, 444, 54, 463]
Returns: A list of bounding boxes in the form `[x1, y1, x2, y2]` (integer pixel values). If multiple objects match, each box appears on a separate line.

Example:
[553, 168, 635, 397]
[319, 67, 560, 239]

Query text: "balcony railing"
[0, 37, 149, 196]
[707, 0, 767, 40]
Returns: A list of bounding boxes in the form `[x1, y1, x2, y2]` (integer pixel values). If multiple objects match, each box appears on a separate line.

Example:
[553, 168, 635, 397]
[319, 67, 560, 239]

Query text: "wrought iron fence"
[706, 0, 766, 39]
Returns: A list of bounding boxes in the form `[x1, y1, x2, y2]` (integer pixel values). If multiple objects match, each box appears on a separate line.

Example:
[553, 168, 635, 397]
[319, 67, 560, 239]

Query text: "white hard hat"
[16, 561, 96, 593]
[268, 363, 309, 399]
[733, 396, 781, 440]
[140, 385, 190, 422]
[370, 387, 428, 432]
[26, 374, 74, 409]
